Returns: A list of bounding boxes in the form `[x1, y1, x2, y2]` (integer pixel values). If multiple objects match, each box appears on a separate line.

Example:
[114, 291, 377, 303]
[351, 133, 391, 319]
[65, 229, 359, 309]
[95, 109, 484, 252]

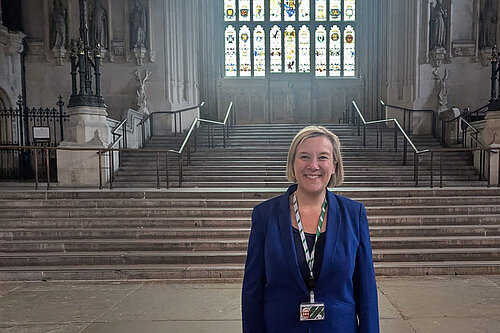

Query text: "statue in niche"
[479, 0, 498, 49]
[90, 0, 108, 50]
[429, 0, 447, 50]
[130, 0, 147, 49]
[135, 69, 151, 114]
[50, 0, 67, 50]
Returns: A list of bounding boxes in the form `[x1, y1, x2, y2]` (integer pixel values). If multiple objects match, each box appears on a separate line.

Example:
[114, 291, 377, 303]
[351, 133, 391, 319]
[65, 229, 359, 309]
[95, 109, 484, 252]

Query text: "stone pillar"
[57, 106, 110, 187]
[483, 110, 500, 185]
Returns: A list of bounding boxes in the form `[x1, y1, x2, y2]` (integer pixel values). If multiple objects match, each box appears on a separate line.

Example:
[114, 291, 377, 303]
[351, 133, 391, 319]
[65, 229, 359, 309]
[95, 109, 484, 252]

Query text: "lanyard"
[293, 193, 327, 281]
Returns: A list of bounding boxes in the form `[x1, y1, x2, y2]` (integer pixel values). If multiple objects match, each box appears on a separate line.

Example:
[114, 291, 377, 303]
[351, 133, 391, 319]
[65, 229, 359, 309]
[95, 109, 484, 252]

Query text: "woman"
[242, 126, 379, 332]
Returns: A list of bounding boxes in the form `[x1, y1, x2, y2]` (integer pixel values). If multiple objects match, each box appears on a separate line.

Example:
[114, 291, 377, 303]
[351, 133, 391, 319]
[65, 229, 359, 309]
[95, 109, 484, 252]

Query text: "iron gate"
[0, 96, 68, 180]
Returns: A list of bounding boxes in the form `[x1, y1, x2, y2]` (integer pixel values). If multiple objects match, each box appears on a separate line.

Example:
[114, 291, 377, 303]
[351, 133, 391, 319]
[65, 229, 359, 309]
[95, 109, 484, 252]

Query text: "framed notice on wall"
[33, 126, 50, 142]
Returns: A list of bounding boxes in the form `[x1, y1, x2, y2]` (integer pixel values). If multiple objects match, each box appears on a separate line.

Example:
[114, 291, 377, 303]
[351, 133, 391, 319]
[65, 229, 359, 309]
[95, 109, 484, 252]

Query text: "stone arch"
[0, 87, 11, 109]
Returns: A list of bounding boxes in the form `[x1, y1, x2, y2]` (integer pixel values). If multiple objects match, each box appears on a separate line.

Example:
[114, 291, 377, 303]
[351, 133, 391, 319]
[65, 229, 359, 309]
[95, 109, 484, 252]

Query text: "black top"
[292, 227, 326, 291]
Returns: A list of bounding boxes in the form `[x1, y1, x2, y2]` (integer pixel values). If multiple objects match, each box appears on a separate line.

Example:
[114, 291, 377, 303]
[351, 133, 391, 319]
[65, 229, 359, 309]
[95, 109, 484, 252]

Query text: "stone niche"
[218, 78, 363, 125]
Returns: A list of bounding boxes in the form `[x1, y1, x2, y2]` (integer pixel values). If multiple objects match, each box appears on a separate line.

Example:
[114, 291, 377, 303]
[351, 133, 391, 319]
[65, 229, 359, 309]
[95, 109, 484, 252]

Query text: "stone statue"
[135, 69, 151, 114]
[90, 0, 108, 49]
[50, 0, 67, 49]
[130, 0, 147, 48]
[479, 0, 498, 49]
[429, 0, 447, 50]
[432, 67, 449, 112]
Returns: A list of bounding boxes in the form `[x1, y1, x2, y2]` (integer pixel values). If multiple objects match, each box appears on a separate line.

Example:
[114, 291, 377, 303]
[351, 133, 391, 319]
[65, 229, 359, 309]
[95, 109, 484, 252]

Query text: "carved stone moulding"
[452, 40, 475, 57]
[27, 39, 45, 56]
[430, 46, 447, 67]
[479, 48, 493, 67]
[52, 47, 67, 66]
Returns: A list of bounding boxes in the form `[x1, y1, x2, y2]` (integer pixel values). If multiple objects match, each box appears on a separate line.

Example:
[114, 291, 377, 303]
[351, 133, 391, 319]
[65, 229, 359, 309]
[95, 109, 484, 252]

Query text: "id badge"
[299, 301, 325, 321]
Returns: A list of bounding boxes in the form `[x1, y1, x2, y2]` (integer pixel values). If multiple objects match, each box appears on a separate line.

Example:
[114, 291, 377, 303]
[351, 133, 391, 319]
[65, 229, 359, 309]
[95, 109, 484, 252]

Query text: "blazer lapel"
[278, 185, 309, 294]
[316, 190, 341, 287]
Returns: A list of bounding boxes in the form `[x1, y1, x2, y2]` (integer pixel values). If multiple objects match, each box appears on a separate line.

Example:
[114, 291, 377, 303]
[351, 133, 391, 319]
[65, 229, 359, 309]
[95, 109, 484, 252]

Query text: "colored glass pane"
[284, 0, 296, 21]
[299, 0, 310, 21]
[343, 25, 355, 76]
[239, 25, 251, 76]
[270, 0, 282, 21]
[224, 0, 236, 21]
[253, 0, 265, 21]
[270, 25, 282, 73]
[315, 25, 327, 76]
[253, 25, 266, 76]
[298, 25, 310, 73]
[238, 0, 250, 21]
[344, 0, 355, 21]
[224, 25, 237, 76]
[330, 0, 341, 21]
[315, 0, 327, 21]
[284, 25, 296, 72]
[329, 25, 341, 76]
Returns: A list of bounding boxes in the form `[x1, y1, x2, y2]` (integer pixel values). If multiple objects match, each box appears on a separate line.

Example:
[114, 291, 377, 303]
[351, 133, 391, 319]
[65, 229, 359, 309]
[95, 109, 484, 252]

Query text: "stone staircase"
[0, 123, 498, 281]
[0, 188, 499, 280]
[113, 124, 486, 188]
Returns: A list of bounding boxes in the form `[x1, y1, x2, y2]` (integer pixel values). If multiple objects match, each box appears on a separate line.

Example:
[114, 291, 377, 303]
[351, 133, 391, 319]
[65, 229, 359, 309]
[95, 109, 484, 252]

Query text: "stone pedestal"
[482, 110, 500, 186]
[57, 106, 110, 187]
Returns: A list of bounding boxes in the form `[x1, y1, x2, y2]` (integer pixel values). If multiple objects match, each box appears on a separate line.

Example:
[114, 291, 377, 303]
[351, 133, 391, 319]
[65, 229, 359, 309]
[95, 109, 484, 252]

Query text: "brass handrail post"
[156, 151, 160, 189]
[98, 149, 102, 189]
[440, 152, 443, 188]
[430, 151, 434, 188]
[45, 147, 50, 190]
[166, 152, 169, 189]
[34, 148, 39, 190]
[414, 151, 418, 187]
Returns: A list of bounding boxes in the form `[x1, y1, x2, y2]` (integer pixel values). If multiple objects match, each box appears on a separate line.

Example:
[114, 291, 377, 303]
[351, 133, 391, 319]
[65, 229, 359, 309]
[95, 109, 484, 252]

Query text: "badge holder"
[300, 291, 325, 321]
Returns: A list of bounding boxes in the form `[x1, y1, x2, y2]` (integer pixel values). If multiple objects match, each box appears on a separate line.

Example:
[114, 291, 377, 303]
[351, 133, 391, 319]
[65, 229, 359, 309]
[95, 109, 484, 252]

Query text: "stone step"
[1, 248, 499, 267]
[0, 261, 499, 281]
[1, 236, 499, 253]
[1, 214, 500, 229]
[1, 225, 499, 241]
[1, 195, 499, 209]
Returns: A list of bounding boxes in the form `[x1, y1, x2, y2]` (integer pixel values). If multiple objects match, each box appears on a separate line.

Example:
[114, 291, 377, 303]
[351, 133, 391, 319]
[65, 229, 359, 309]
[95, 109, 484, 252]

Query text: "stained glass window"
[254, 25, 266, 76]
[329, 25, 341, 76]
[270, 0, 282, 21]
[239, 25, 251, 76]
[299, 0, 310, 21]
[224, 0, 236, 21]
[343, 25, 355, 76]
[330, 0, 341, 21]
[239, 0, 250, 21]
[299, 25, 310, 73]
[253, 0, 265, 21]
[224, 25, 237, 76]
[223, 0, 357, 77]
[284, 0, 296, 21]
[315, 25, 327, 76]
[270, 25, 282, 73]
[315, 0, 327, 21]
[284, 25, 296, 72]
[344, 0, 355, 21]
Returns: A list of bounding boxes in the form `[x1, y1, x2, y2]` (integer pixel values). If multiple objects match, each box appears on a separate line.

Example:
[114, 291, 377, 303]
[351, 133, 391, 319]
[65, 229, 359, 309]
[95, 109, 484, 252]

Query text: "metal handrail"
[137, 102, 205, 127]
[108, 118, 127, 149]
[165, 102, 234, 187]
[353, 101, 427, 154]
[380, 100, 437, 137]
[136, 102, 205, 138]
[169, 102, 233, 155]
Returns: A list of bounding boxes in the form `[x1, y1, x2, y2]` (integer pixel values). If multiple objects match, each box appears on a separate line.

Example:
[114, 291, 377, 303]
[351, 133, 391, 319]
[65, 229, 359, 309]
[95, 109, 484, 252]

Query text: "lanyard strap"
[293, 193, 327, 280]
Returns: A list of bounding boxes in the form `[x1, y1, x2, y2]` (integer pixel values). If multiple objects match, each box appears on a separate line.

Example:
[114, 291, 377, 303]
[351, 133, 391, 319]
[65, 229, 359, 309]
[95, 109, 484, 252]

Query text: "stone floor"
[0, 276, 499, 332]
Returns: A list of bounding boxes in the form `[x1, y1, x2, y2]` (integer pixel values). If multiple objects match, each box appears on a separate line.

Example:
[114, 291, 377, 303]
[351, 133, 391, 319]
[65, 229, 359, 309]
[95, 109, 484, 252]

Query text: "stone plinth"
[57, 106, 110, 187]
[482, 110, 500, 186]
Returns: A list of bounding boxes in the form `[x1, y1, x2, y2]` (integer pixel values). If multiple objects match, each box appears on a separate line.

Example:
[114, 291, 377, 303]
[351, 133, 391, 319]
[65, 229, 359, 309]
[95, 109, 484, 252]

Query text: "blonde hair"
[286, 125, 344, 187]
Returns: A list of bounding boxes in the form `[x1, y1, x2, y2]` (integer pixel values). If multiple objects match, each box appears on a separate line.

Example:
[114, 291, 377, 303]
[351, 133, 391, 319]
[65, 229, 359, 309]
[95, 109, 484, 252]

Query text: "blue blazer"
[242, 185, 379, 332]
